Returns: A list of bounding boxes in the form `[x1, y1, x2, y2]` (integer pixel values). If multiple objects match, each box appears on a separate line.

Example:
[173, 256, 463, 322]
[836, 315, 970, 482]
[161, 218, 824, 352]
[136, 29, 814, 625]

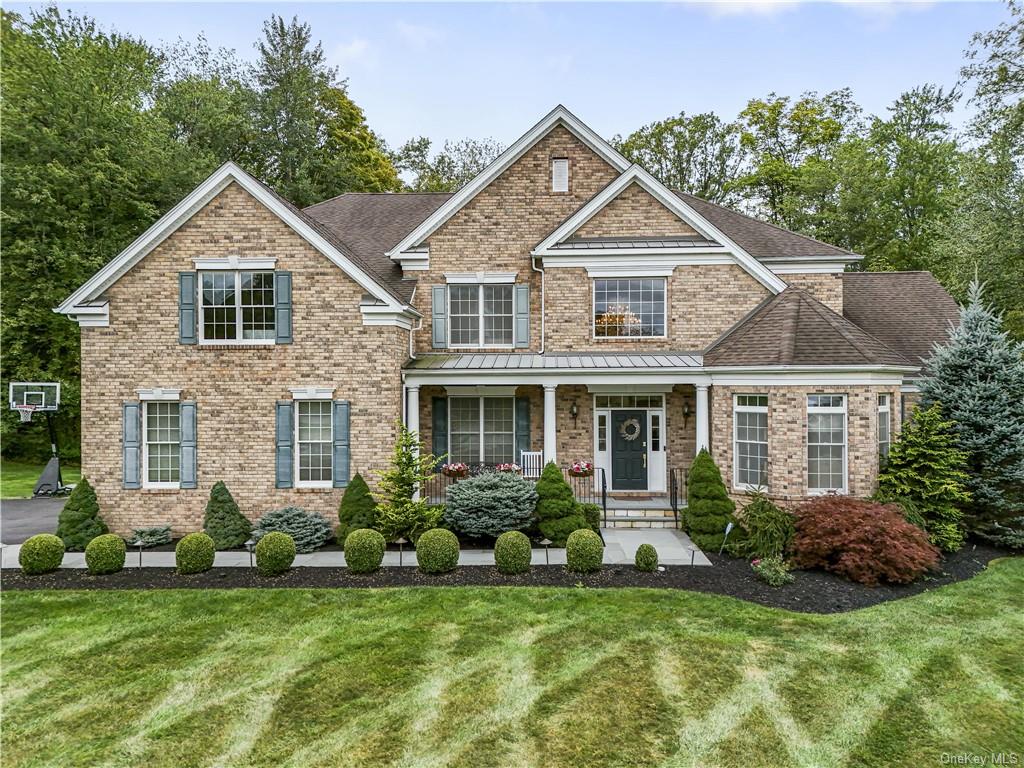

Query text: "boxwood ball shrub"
[255, 532, 296, 576]
[566, 529, 604, 573]
[344, 528, 386, 574]
[176, 532, 216, 575]
[416, 528, 460, 574]
[635, 543, 658, 572]
[252, 506, 333, 554]
[494, 530, 532, 575]
[19, 534, 64, 575]
[85, 534, 126, 575]
[443, 471, 538, 538]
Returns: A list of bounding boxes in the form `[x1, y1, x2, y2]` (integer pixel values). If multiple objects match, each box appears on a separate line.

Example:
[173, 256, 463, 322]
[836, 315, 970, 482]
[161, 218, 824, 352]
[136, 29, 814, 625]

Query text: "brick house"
[57, 106, 959, 535]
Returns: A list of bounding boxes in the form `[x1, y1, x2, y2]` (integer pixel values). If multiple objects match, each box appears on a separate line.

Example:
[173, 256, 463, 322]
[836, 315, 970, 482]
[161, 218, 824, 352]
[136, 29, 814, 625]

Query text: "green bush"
[685, 449, 738, 552]
[203, 481, 252, 549]
[85, 534, 126, 575]
[252, 507, 332, 553]
[751, 556, 794, 587]
[731, 492, 795, 559]
[494, 530, 532, 575]
[538, 514, 589, 547]
[443, 471, 538, 538]
[344, 528, 386, 574]
[534, 462, 588, 546]
[579, 503, 602, 532]
[19, 534, 64, 575]
[566, 529, 604, 573]
[131, 525, 171, 547]
[55, 477, 108, 551]
[176, 532, 215, 574]
[416, 528, 459, 574]
[990, 517, 1024, 550]
[635, 543, 658, 572]
[337, 473, 377, 543]
[374, 421, 444, 543]
[255, 532, 295, 576]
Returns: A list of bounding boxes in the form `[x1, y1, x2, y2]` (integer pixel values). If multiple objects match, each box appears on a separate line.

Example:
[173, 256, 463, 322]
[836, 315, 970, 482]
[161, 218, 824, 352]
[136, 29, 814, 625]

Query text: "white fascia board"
[67, 302, 110, 327]
[533, 165, 788, 294]
[386, 105, 631, 261]
[360, 304, 418, 330]
[544, 253, 734, 271]
[56, 162, 407, 318]
[542, 247, 730, 260]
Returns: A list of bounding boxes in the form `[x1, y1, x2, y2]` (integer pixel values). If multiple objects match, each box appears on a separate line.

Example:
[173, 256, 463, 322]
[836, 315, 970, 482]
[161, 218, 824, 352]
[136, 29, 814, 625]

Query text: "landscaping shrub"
[176, 532, 215, 574]
[344, 528, 386, 574]
[337, 473, 377, 543]
[990, 517, 1024, 550]
[789, 496, 940, 586]
[252, 507, 332, 554]
[131, 525, 171, 547]
[535, 462, 588, 546]
[685, 449, 739, 552]
[55, 477, 108, 551]
[374, 422, 444, 543]
[751, 556, 794, 587]
[416, 528, 459, 574]
[85, 534, 126, 575]
[494, 530, 532, 575]
[19, 534, 64, 575]
[635, 543, 658, 572]
[443, 471, 537, 538]
[731, 492, 795, 559]
[566, 529, 604, 573]
[579, 502, 602, 532]
[255, 532, 295, 576]
[203, 481, 252, 549]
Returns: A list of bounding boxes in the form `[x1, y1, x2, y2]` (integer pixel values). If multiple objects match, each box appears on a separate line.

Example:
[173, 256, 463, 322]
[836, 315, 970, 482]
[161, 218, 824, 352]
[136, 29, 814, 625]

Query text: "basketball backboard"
[9, 382, 61, 412]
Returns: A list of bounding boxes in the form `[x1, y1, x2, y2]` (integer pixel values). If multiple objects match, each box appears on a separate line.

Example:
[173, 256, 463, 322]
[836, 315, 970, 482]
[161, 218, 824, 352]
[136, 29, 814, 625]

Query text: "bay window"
[807, 395, 847, 493]
[593, 278, 666, 338]
[734, 395, 768, 489]
[448, 396, 515, 465]
[200, 271, 275, 342]
[448, 284, 514, 347]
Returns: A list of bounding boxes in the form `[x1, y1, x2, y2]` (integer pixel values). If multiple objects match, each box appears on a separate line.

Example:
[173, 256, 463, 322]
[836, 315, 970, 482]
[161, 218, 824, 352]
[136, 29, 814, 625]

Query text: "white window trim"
[192, 256, 277, 271]
[448, 396, 516, 465]
[142, 399, 182, 490]
[289, 386, 335, 401]
[447, 284, 515, 350]
[552, 158, 569, 193]
[445, 272, 516, 284]
[733, 395, 769, 492]
[878, 393, 891, 459]
[806, 394, 848, 495]
[137, 387, 181, 402]
[198, 270, 277, 346]
[294, 400, 333, 489]
[592, 277, 668, 340]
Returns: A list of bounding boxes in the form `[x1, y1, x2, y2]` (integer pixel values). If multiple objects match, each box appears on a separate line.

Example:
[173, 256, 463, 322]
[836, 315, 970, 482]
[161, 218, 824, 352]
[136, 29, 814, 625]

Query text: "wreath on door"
[619, 418, 641, 442]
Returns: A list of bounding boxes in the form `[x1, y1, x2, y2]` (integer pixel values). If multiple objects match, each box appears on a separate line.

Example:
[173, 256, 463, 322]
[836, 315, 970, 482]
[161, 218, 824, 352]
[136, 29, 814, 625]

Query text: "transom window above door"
[594, 394, 664, 409]
[448, 284, 514, 347]
[200, 271, 275, 342]
[593, 278, 666, 338]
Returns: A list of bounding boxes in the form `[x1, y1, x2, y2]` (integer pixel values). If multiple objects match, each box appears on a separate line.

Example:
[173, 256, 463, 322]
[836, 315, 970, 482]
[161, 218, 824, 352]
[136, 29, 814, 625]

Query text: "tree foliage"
[55, 477, 108, 551]
[336, 473, 377, 543]
[533, 462, 587, 546]
[373, 422, 443, 543]
[394, 137, 503, 192]
[685, 449, 738, 552]
[202, 480, 252, 549]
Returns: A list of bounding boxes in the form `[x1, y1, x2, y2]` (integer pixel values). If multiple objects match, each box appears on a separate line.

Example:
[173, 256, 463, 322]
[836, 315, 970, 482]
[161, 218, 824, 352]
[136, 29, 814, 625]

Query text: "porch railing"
[669, 466, 687, 526]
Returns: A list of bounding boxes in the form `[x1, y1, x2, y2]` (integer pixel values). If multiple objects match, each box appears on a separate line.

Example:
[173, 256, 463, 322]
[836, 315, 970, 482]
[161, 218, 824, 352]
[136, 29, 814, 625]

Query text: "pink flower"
[751, 559, 761, 566]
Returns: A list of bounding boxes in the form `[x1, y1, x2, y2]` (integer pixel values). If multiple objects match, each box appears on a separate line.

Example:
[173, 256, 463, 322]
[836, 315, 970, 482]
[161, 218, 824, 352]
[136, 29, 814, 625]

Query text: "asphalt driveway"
[1, 498, 63, 544]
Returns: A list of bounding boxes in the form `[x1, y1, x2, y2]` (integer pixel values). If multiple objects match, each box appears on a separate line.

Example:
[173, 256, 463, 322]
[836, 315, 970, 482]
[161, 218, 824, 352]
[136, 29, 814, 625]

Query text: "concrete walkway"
[1, 528, 709, 569]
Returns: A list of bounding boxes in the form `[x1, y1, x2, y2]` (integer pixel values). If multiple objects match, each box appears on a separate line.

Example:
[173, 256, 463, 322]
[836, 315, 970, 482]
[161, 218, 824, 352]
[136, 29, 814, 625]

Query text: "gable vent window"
[551, 158, 569, 193]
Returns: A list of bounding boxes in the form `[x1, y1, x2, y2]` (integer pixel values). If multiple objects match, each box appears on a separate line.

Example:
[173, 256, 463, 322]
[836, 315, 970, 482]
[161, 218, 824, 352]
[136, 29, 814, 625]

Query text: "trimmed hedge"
[635, 543, 658, 572]
[255, 532, 295, 576]
[344, 528, 386, 574]
[19, 534, 64, 575]
[494, 530, 532, 575]
[416, 528, 459, 574]
[85, 534, 126, 575]
[566, 529, 603, 573]
[176, 532, 216, 575]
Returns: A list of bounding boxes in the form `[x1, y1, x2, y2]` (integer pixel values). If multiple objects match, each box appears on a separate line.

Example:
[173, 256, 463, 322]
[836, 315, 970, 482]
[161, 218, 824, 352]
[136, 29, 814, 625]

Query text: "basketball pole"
[42, 411, 64, 491]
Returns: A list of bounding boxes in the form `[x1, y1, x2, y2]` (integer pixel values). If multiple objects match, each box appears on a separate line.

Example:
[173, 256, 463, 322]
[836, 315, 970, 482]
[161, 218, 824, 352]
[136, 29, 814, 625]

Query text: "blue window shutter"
[179, 272, 197, 344]
[333, 400, 350, 488]
[123, 402, 141, 489]
[274, 271, 292, 344]
[180, 401, 197, 489]
[431, 286, 447, 348]
[275, 401, 294, 489]
[514, 284, 530, 348]
[432, 397, 448, 466]
[515, 396, 530, 462]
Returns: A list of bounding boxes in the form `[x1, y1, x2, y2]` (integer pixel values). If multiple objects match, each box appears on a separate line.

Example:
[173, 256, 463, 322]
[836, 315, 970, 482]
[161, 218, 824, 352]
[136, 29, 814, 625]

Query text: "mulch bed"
[2, 542, 1014, 614]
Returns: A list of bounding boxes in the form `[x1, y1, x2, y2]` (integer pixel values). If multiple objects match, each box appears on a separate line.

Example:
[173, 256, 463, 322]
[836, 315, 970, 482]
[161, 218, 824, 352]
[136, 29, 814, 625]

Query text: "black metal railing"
[669, 467, 687, 526]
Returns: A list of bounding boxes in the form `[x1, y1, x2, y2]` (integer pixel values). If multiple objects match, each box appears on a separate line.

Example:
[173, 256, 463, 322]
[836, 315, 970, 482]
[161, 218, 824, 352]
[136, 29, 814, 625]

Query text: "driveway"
[1, 497, 64, 544]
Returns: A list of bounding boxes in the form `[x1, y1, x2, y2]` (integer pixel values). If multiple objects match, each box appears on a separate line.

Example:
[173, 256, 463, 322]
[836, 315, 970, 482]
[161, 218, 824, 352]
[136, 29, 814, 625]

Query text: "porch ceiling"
[405, 351, 704, 371]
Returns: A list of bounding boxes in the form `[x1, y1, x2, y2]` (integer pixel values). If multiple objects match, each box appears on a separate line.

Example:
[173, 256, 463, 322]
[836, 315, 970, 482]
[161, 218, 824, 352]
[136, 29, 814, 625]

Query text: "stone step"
[604, 509, 677, 519]
[603, 518, 679, 529]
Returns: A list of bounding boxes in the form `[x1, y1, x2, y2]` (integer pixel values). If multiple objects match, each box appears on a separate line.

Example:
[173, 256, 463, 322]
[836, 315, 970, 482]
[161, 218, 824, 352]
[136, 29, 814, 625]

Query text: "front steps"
[603, 508, 679, 529]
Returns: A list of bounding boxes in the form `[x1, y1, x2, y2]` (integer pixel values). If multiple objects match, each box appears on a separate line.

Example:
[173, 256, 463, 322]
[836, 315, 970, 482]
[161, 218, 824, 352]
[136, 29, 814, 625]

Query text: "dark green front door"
[611, 410, 647, 490]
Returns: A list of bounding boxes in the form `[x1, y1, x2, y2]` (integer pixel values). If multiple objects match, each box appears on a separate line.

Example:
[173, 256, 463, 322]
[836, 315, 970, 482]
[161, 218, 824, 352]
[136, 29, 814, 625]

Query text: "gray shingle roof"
[405, 352, 703, 371]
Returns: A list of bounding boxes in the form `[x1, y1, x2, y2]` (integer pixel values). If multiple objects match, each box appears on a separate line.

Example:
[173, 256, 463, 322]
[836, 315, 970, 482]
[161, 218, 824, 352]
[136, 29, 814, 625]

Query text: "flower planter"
[568, 470, 594, 478]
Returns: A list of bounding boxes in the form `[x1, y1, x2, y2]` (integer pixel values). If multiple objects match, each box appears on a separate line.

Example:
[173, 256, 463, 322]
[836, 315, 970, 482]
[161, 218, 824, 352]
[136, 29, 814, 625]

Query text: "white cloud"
[683, 0, 936, 18]
[395, 20, 443, 50]
[330, 38, 376, 70]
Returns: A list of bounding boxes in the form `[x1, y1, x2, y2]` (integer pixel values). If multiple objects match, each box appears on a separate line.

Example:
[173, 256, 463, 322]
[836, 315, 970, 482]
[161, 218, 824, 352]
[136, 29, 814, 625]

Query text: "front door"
[611, 410, 647, 490]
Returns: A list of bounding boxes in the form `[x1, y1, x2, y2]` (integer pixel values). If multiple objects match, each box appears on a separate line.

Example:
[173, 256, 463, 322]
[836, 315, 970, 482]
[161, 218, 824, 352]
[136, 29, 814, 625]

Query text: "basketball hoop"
[15, 404, 37, 423]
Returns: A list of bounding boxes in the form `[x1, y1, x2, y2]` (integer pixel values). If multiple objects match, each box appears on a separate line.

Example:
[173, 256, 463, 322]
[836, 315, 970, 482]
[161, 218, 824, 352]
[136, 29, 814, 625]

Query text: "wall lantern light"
[682, 402, 691, 428]
[569, 402, 579, 426]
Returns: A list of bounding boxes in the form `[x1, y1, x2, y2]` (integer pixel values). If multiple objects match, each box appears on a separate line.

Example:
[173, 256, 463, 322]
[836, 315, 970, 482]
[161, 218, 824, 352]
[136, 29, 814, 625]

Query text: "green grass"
[1, 459, 80, 498]
[2, 560, 1022, 768]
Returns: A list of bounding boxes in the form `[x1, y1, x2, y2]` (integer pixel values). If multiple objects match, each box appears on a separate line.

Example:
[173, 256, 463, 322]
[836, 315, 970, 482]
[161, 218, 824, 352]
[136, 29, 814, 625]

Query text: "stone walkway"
[0, 528, 710, 569]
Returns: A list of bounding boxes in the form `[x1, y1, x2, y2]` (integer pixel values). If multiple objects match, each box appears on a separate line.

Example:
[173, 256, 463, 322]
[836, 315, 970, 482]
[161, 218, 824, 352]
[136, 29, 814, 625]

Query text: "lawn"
[1, 459, 80, 498]
[2, 559, 1022, 768]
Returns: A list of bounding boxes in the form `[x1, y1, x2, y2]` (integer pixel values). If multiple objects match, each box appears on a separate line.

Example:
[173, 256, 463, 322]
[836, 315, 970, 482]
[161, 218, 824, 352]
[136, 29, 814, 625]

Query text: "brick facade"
[783, 273, 844, 314]
[574, 183, 698, 239]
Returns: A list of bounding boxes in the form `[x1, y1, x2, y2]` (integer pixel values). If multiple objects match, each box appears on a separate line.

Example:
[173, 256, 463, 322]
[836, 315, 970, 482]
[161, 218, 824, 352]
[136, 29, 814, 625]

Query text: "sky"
[9, 1, 1009, 149]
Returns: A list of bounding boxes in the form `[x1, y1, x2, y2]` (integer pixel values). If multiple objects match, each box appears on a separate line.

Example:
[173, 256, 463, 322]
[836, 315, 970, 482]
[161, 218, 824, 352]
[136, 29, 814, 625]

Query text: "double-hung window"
[734, 395, 769, 489]
[448, 284, 514, 347]
[807, 395, 847, 493]
[296, 401, 332, 487]
[143, 401, 181, 488]
[200, 271, 275, 342]
[593, 278, 666, 338]
[448, 397, 515, 465]
[878, 394, 891, 461]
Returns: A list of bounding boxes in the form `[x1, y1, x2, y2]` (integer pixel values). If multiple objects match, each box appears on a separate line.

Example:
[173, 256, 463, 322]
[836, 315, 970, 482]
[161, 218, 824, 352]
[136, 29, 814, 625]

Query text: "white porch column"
[406, 385, 420, 438]
[543, 384, 557, 466]
[695, 384, 710, 452]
